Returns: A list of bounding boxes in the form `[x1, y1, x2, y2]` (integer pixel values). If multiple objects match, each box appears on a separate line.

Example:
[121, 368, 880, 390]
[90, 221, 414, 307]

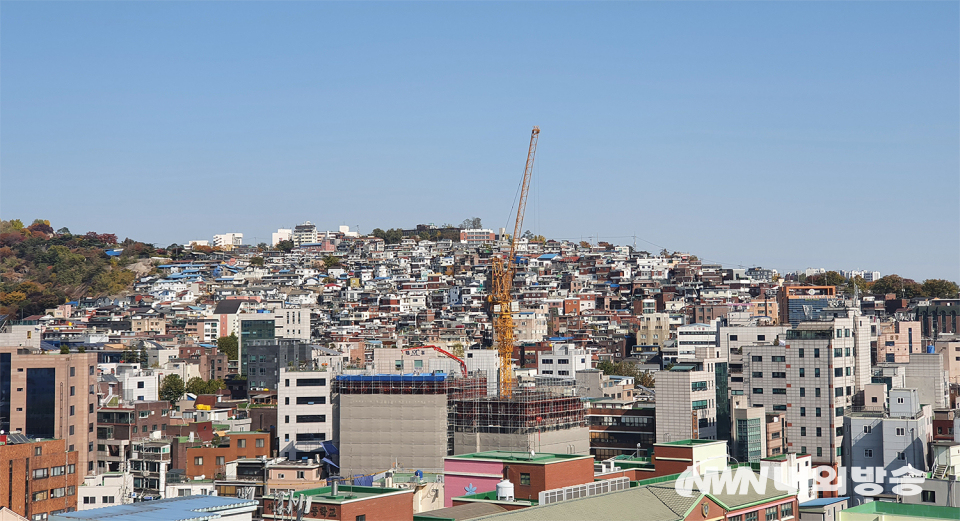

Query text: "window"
[765, 506, 778, 521]
[32, 491, 48, 501]
[773, 388, 786, 395]
[296, 397, 326, 405]
[865, 449, 873, 457]
[692, 400, 709, 410]
[356, 516, 366, 521]
[801, 427, 807, 436]
[238, 439, 246, 448]
[800, 407, 806, 417]
[70, 366, 75, 377]
[772, 356, 785, 362]
[296, 378, 326, 386]
[780, 503, 793, 518]
[414, 360, 424, 369]
[745, 512, 758, 521]
[394, 360, 403, 370]
[835, 387, 843, 397]
[834, 368, 843, 377]
[256, 438, 264, 448]
[816, 427, 822, 437]
[520, 473, 531, 485]
[67, 486, 75, 496]
[52, 466, 65, 476]
[296, 415, 326, 423]
[798, 348, 804, 358]
[82, 496, 95, 504]
[33, 468, 48, 479]
[138, 381, 145, 389]
[922, 490, 936, 503]
[752, 356, 763, 362]
[799, 388, 806, 397]
[216, 456, 225, 465]
[758, 335, 766, 341]
[815, 408, 821, 417]
[835, 407, 844, 417]
[834, 348, 842, 358]
[897, 397, 904, 404]
[285, 415, 289, 424]
[35, 446, 42, 456]
[799, 368, 805, 377]
[772, 372, 786, 378]
[67, 465, 75, 474]
[896, 428, 905, 436]
[773, 405, 786, 411]
[898, 452, 906, 460]
[815, 368, 820, 378]
[285, 397, 290, 405]
[815, 387, 821, 398]
[730, 335, 738, 341]
[814, 348, 820, 358]
[102, 496, 115, 504]
[297, 471, 305, 479]
[753, 388, 764, 394]
[51, 488, 65, 498]
[753, 372, 763, 378]
[195, 457, 203, 465]
[817, 447, 822, 457]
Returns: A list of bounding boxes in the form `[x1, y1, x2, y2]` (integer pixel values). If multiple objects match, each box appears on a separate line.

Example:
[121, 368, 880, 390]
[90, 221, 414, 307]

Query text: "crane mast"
[492, 126, 540, 397]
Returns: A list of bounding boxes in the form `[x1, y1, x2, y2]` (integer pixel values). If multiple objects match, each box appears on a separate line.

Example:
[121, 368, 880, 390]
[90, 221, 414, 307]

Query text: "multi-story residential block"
[77, 472, 133, 510]
[777, 285, 837, 327]
[278, 367, 336, 461]
[96, 401, 171, 474]
[128, 439, 171, 500]
[185, 432, 271, 480]
[271, 228, 292, 246]
[636, 312, 671, 349]
[655, 361, 718, 442]
[877, 320, 922, 363]
[0, 348, 99, 476]
[586, 402, 655, 459]
[666, 323, 716, 363]
[458, 229, 495, 245]
[843, 388, 932, 502]
[0, 437, 80, 521]
[292, 222, 318, 247]
[731, 396, 765, 462]
[537, 344, 588, 379]
[212, 233, 243, 250]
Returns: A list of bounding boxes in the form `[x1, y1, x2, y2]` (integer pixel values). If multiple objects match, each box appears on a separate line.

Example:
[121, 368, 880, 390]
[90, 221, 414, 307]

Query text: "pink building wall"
[442, 459, 504, 508]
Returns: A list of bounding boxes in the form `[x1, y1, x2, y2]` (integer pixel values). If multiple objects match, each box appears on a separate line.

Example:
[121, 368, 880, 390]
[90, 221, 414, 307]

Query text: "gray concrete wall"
[453, 426, 589, 456]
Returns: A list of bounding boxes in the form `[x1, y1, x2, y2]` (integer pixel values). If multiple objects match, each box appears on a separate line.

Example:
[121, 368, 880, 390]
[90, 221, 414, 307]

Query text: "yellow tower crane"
[491, 126, 540, 397]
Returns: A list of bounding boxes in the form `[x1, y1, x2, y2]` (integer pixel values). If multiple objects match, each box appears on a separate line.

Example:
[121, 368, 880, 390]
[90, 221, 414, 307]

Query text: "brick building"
[185, 431, 271, 479]
[263, 485, 414, 521]
[0, 437, 80, 521]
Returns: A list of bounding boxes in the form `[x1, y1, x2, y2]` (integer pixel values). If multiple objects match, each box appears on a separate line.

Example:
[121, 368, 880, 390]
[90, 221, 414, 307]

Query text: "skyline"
[1, 2, 958, 281]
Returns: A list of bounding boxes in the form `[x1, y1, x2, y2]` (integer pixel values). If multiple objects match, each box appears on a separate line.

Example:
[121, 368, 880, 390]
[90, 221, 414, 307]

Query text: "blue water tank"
[927, 345, 936, 354]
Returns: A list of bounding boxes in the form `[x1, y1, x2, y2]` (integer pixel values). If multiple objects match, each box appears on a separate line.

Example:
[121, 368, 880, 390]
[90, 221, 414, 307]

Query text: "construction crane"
[412, 344, 468, 375]
[491, 126, 540, 397]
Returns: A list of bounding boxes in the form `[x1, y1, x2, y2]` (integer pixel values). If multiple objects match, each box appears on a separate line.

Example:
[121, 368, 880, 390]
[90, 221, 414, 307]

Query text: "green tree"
[186, 376, 207, 396]
[921, 279, 960, 299]
[56, 227, 71, 235]
[450, 342, 465, 359]
[9, 219, 24, 230]
[871, 275, 924, 298]
[60, 345, 70, 354]
[256, 242, 269, 252]
[218, 333, 239, 360]
[276, 240, 294, 253]
[322, 256, 340, 268]
[249, 256, 265, 267]
[159, 374, 185, 404]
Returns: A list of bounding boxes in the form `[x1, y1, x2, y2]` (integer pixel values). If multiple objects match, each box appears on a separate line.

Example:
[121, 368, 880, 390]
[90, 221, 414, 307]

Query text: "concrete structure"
[536, 344, 588, 380]
[271, 229, 292, 247]
[213, 233, 243, 250]
[263, 485, 415, 521]
[843, 388, 932, 502]
[778, 286, 837, 327]
[636, 312, 671, 349]
[901, 442, 960, 508]
[0, 348, 100, 476]
[278, 367, 335, 460]
[184, 432, 271, 480]
[459, 229, 496, 246]
[731, 396, 766, 462]
[655, 360, 717, 442]
[903, 353, 950, 408]
[292, 222, 318, 247]
[838, 501, 960, 521]
[77, 472, 133, 510]
[760, 452, 816, 502]
[665, 323, 716, 363]
[877, 321, 922, 363]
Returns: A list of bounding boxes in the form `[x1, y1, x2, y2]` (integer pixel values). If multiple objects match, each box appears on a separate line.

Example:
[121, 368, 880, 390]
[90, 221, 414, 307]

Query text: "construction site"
[333, 373, 588, 476]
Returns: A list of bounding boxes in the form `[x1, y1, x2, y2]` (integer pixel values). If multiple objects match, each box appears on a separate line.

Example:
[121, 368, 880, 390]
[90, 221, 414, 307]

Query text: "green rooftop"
[264, 485, 411, 504]
[449, 451, 591, 464]
[454, 490, 538, 506]
[656, 439, 720, 446]
[840, 501, 960, 520]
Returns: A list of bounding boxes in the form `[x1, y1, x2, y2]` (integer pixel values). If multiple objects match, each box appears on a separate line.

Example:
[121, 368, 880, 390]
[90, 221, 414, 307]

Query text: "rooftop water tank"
[496, 479, 514, 501]
[927, 345, 936, 354]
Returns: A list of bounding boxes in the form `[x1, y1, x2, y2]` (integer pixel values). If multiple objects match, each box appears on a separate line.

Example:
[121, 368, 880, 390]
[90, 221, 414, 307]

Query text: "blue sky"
[2, 2, 957, 280]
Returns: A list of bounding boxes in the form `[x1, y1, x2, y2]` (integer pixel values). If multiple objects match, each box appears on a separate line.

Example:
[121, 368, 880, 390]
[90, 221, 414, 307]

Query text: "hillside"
[0, 219, 159, 318]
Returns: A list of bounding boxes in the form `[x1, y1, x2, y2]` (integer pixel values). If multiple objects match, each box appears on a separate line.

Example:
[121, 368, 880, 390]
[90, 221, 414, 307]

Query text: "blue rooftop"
[50, 495, 257, 521]
[800, 497, 849, 507]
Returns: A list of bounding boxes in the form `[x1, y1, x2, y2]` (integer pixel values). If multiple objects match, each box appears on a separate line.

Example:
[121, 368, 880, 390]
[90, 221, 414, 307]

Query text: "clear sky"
[2, 2, 957, 281]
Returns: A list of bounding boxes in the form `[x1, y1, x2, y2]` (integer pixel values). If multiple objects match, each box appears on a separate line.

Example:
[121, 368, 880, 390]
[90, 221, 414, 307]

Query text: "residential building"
[292, 222, 318, 247]
[459, 229, 496, 246]
[271, 229, 292, 247]
[586, 402, 655, 459]
[76, 472, 132, 511]
[213, 234, 243, 250]
[128, 439, 171, 500]
[655, 361, 717, 442]
[278, 367, 336, 461]
[731, 396, 765, 462]
[778, 286, 837, 327]
[263, 484, 415, 521]
[185, 432, 271, 480]
[536, 344, 588, 380]
[903, 352, 950, 408]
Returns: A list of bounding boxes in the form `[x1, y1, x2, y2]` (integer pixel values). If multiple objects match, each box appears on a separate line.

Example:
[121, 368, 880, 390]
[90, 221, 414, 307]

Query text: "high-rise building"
[777, 285, 837, 327]
[731, 396, 766, 463]
[271, 228, 292, 246]
[292, 222, 318, 247]
[0, 348, 99, 476]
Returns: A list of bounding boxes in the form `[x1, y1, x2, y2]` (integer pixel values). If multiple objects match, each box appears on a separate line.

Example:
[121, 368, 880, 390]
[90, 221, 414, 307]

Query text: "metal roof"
[49, 495, 257, 521]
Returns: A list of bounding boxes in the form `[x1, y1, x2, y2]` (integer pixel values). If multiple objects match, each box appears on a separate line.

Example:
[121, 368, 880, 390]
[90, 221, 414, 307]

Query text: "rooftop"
[655, 439, 721, 446]
[49, 495, 257, 521]
[447, 451, 591, 464]
[840, 501, 960, 520]
[266, 485, 412, 504]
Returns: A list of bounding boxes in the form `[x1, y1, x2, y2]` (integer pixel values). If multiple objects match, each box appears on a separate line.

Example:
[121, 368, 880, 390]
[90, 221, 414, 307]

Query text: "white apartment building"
[719, 324, 791, 397]
[279, 367, 335, 461]
[272, 228, 292, 246]
[116, 365, 159, 403]
[292, 222, 319, 246]
[537, 344, 589, 380]
[274, 308, 311, 340]
[213, 233, 243, 249]
[78, 472, 134, 510]
[512, 311, 548, 342]
[665, 323, 716, 363]
[655, 361, 718, 442]
[742, 314, 872, 466]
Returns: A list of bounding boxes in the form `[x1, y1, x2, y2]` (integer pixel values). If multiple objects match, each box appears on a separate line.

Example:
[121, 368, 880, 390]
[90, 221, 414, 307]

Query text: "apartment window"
[835, 387, 843, 397]
[772, 372, 786, 379]
[816, 427, 822, 437]
[216, 456, 225, 465]
[51, 488, 66, 498]
[520, 473, 531, 486]
[799, 368, 805, 378]
[863, 425, 871, 434]
[817, 447, 823, 457]
[799, 388, 806, 397]
[765, 506, 778, 521]
[800, 407, 806, 417]
[35, 446, 42, 456]
[816, 408, 821, 417]
[33, 491, 48, 501]
[897, 397, 904, 404]
[238, 439, 246, 448]
[772, 356, 785, 363]
[752, 372, 763, 378]
[70, 405, 75, 416]
[834, 368, 842, 377]
[922, 490, 936, 503]
[394, 360, 403, 370]
[773, 388, 786, 395]
[89, 365, 94, 375]
[285, 397, 290, 405]
[297, 397, 326, 405]
[195, 457, 203, 465]
[798, 349, 804, 358]
[356, 516, 366, 521]
[801, 427, 807, 436]
[82, 496, 95, 505]
[815, 387, 821, 398]
[730, 335, 738, 341]
[835, 407, 844, 417]
[896, 428, 905, 436]
[33, 468, 48, 479]
[815, 368, 820, 378]
[834, 348, 842, 358]
[70, 367, 76, 377]
[752, 356, 762, 362]
[773, 404, 786, 411]
[256, 438, 264, 448]
[52, 466, 65, 476]
[898, 452, 906, 460]
[68, 464, 75, 474]
[864, 449, 873, 458]
[102, 496, 115, 504]
[753, 388, 763, 394]
[745, 512, 758, 521]
[285, 415, 289, 424]
[836, 329, 842, 338]
[297, 471, 305, 479]
[814, 348, 820, 358]
[845, 367, 851, 376]
[296, 415, 326, 423]
[297, 378, 326, 387]
[800, 447, 807, 454]
[781, 503, 793, 518]
[285, 379, 290, 387]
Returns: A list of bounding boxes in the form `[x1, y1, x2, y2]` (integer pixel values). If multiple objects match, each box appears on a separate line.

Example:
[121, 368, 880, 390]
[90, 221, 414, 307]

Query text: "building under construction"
[333, 373, 588, 476]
